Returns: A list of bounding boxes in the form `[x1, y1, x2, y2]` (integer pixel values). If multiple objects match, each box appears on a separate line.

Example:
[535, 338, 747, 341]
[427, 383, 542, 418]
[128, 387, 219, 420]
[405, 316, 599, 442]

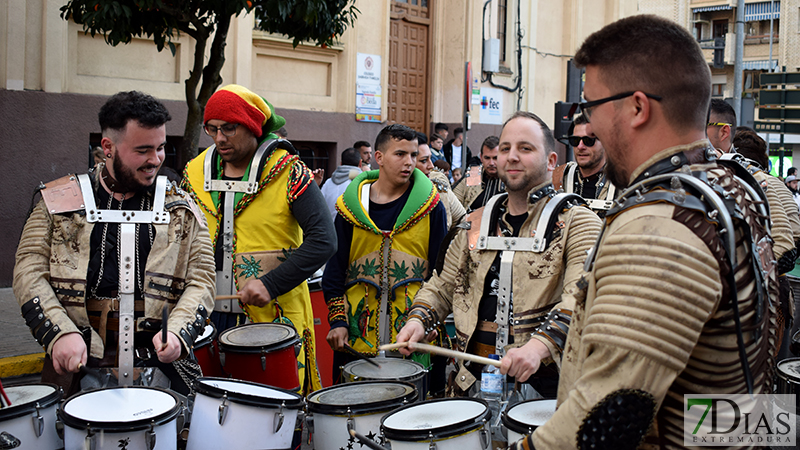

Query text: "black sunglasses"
[567, 135, 598, 147]
[579, 91, 663, 119]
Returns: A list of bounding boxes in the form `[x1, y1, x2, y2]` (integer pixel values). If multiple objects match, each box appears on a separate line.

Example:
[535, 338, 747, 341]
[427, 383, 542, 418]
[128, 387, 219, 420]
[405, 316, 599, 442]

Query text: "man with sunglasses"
[553, 114, 614, 217]
[514, 16, 778, 450]
[182, 84, 336, 395]
[706, 98, 736, 156]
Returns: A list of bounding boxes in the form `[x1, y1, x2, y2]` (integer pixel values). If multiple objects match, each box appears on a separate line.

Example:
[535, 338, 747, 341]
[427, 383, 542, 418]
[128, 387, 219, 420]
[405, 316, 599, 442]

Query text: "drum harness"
[582, 149, 772, 395]
[202, 138, 297, 315]
[562, 161, 616, 214]
[475, 186, 586, 357]
[77, 174, 170, 387]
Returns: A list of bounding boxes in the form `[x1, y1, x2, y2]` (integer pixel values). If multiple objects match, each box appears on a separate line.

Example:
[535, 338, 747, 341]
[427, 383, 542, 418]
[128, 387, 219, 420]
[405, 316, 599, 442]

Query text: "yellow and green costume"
[183, 144, 322, 393]
[329, 169, 440, 355]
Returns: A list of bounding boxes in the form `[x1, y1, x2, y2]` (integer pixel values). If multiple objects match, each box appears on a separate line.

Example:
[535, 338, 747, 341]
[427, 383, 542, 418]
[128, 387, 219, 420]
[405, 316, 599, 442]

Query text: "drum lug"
[305, 413, 315, 438]
[55, 419, 64, 440]
[346, 409, 355, 433]
[145, 422, 157, 450]
[32, 402, 44, 437]
[428, 431, 438, 450]
[218, 395, 229, 426]
[479, 419, 491, 449]
[294, 341, 302, 357]
[274, 401, 286, 433]
[85, 428, 97, 450]
[261, 350, 267, 371]
[219, 351, 225, 367]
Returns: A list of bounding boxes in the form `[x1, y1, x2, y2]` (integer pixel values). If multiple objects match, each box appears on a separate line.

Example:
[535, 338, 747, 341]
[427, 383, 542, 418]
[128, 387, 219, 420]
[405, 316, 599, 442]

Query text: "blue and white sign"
[480, 87, 503, 125]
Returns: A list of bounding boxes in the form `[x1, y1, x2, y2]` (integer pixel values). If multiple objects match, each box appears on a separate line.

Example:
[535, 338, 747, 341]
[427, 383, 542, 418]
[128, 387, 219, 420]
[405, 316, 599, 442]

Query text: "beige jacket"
[530, 143, 778, 449]
[429, 170, 466, 228]
[411, 182, 601, 391]
[13, 172, 216, 359]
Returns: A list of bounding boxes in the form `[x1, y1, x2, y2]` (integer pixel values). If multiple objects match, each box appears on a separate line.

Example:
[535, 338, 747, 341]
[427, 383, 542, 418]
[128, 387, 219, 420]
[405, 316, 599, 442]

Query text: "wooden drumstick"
[215, 295, 242, 300]
[378, 342, 502, 368]
[349, 429, 389, 450]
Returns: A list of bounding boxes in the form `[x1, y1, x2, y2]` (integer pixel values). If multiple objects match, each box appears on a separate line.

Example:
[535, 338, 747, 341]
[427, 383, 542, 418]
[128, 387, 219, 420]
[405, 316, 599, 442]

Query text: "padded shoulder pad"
[41, 174, 85, 214]
[578, 389, 656, 450]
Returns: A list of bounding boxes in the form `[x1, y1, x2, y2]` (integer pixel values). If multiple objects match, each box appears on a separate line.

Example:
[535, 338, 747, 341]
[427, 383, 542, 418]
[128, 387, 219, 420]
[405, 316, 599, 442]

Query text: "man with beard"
[452, 136, 504, 211]
[552, 114, 615, 217]
[396, 112, 601, 401]
[515, 15, 778, 449]
[14, 91, 215, 396]
[183, 84, 336, 395]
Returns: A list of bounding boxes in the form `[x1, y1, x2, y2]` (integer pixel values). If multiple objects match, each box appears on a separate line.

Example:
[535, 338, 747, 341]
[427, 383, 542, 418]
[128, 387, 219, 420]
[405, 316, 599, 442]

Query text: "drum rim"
[343, 358, 425, 382]
[500, 398, 557, 435]
[381, 397, 490, 441]
[192, 377, 304, 409]
[307, 381, 418, 415]
[0, 383, 61, 421]
[217, 322, 300, 353]
[58, 386, 181, 432]
[194, 322, 217, 349]
[776, 357, 800, 382]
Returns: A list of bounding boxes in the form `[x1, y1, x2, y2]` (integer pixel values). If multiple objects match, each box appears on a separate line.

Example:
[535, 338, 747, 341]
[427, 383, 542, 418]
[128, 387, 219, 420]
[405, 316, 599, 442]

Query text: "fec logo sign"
[684, 394, 796, 446]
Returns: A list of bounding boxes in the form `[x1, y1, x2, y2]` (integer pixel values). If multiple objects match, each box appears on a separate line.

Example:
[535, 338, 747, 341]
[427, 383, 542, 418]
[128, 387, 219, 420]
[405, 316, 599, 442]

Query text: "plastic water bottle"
[480, 354, 503, 420]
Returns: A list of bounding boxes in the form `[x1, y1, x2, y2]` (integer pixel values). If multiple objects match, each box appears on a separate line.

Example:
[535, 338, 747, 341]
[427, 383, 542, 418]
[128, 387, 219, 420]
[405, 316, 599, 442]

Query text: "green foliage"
[60, 0, 359, 53]
[253, 0, 359, 48]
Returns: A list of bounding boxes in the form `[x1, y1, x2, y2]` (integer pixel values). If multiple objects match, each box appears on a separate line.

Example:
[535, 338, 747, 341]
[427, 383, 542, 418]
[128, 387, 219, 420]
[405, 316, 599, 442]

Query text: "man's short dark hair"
[503, 111, 556, 154]
[481, 136, 499, 154]
[353, 140, 371, 150]
[375, 124, 418, 153]
[789, 167, 797, 176]
[574, 15, 711, 133]
[709, 98, 736, 134]
[416, 132, 428, 145]
[733, 128, 768, 170]
[341, 147, 361, 166]
[567, 113, 589, 136]
[453, 127, 464, 137]
[430, 133, 444, 142]
[434, 123, 448, 133]
[98, 91, 171, 132]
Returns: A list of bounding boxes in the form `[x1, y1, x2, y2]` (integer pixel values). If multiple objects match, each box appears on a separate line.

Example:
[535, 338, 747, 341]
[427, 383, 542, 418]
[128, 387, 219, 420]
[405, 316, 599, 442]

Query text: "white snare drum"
[59, 386, 181, 450]
[381, 398, 491, 450]
[307, 381, 417, 450]
[776, 358, 800, 411]
[0, 383, 62, 449]
[343, 358, 426, 400]
[501, 399, 557, 444]
[186, 377, 304, 450]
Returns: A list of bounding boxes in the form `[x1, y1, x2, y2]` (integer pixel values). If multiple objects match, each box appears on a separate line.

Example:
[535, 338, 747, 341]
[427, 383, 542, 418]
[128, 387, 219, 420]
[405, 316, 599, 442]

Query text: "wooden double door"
[387, 0, 430, 132]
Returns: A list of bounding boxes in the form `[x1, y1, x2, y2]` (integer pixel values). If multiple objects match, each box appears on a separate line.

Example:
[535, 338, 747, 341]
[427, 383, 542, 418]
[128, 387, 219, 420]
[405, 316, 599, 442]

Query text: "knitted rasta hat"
[203, 84, 286, 138]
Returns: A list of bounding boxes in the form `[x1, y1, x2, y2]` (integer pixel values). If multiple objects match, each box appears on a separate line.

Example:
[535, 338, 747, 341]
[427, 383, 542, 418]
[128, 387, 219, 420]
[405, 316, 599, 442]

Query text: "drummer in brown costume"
[397, 111, 601, 399]
[512, 15, 779, 449]
[13, 91, 215, 396]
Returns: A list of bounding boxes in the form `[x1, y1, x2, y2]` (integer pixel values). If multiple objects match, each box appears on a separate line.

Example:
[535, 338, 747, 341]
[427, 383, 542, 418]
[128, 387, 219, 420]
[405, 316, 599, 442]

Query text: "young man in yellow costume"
[183, 84, 336, 394]
[322, 124, 447, 382]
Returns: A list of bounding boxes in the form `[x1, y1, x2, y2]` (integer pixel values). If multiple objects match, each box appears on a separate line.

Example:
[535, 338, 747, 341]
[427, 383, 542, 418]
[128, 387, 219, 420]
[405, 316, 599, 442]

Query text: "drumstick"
[378, 342, 502, 368]
[344, 344, 381, 369]
[349, 429, 389, 450]
[161, 305, 169, 351]
[215, 295, 242, 300]
[0, 378, 10, 407]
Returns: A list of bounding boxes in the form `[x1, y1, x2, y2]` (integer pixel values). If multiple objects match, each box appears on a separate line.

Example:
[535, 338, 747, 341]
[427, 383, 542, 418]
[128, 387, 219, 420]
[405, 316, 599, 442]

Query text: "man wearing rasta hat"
[183, 84, 336, 394]
[321, 124, 447, 384]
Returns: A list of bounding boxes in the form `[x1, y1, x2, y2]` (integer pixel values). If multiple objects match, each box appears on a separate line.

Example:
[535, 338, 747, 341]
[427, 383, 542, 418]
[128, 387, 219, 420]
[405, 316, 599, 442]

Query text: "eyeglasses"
[707, 122, 733, 128]
[579, 91, 663, 120]
[204, 123, 239, 137]
[567, 135, 598, 147]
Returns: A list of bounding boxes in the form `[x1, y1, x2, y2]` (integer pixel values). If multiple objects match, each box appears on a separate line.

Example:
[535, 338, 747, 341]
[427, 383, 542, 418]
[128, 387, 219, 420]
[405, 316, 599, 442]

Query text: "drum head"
[218, 323, 299, 353]
[307, 381, 417, 415]
[60, 386, 180, 431]
[777, 358, 800, 382]
[193, 377, 303, 409]
[0, 384, 61, 421]
[345, 358, 423, 380]
[502, 399, 557, 434]
[381, 398, 489, 441]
